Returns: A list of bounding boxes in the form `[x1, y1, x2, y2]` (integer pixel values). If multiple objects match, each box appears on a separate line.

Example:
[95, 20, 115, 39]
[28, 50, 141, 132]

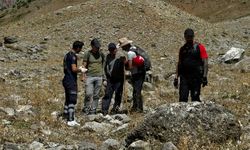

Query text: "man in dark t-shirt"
[63, 41, 84, 126]
[174, 28, 208, 102]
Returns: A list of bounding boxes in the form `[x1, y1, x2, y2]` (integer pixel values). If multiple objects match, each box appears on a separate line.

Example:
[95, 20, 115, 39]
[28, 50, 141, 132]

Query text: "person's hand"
[103, 80, 107, 87]
[202, 77, 208, 87]
[79, 66, 88, 73]
[173, 78, 178, 89]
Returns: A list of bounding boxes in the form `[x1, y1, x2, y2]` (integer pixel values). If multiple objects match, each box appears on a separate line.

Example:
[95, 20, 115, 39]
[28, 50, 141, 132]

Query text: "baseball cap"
[91, 38, 101, 48]
[108, 43, 117, 51]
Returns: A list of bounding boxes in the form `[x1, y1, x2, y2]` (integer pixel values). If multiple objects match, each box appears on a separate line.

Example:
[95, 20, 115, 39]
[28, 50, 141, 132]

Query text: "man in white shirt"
[119, 37, 146, 113]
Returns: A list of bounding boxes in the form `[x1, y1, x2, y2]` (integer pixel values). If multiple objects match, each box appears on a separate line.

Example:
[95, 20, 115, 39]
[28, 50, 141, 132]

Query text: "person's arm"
[174, 49, 181, 88]
[127, 51, 136, 70]
[202, 58, 208, 77]
[199, 44, 209, 87]
[80, 52, 89, 81]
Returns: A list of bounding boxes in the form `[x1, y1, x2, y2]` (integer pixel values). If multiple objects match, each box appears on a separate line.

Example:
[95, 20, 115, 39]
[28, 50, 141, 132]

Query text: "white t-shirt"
[128, 51, 136, 61]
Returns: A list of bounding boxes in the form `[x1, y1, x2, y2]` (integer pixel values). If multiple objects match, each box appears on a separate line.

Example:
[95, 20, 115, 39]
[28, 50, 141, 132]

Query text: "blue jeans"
[102, 78, 124, 113]
[83, 76, 102, 114]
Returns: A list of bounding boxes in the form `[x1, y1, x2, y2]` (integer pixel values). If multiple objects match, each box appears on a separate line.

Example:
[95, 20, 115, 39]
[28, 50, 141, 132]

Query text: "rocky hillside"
[0, 0, 249, 149]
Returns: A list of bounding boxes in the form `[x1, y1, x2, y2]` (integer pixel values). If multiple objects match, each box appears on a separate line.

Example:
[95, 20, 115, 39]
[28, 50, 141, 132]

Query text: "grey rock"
[8, 69, 22, 78]
[220, 47, 245, 63]
[0, 107, 15, 116]
[82, 121, 114, 133]
[0, 57, 5, 62]
[111, 123, 129, 135]
[87, 113, 105, 122]
[112, 114, 131, 123]
[100, 139, 120, 150]
[110, 119, 123, 126]
[128, 140, 151, 150]
[2, 119, 11, 125]
[234, 57, 250, 73]
[3, 142, 21, 150]
[162, 142, 178, 150]
[4, 36, 18, 44]
[125, 102, 241, 147]
[143, 82, 154, 91]
[78, 141, 97, 150]
[16, 105, 32, 113]
[28, 141, 44, 150]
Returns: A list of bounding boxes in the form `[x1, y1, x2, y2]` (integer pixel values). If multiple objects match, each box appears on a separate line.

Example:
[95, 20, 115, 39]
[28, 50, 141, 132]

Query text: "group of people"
[62, 28, 209, 126]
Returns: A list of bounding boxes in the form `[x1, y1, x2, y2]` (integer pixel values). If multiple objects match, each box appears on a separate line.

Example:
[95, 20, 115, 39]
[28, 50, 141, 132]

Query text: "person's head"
[108, 43, 117, 55]
[184, 28, 195, 44]
[72, 41, 84, 53]
[91, 38, 101, 52]
[118, 37, 133, 51]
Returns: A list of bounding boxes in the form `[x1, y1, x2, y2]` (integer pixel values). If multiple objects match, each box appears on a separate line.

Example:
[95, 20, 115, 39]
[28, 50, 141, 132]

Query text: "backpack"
[179, 42, 203, 76]
[106, 56, 124, 79]
[130, 46, 152, 71]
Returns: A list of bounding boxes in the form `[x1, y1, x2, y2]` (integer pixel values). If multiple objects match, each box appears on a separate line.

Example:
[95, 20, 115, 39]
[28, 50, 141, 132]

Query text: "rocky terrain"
[0, 0, 249, 149]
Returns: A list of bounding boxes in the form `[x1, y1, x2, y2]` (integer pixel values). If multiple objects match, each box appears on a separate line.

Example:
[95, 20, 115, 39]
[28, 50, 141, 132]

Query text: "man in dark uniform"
[174, 28, 208, 102]
[63, 41, 85, 126]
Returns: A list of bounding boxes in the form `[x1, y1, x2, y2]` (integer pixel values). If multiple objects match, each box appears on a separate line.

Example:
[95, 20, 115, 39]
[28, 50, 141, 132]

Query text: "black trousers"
[179, 76, 201, 102]
[131, 72, 146, 111]
[63, 78, 77, 121]
[102, 78, 124, 113]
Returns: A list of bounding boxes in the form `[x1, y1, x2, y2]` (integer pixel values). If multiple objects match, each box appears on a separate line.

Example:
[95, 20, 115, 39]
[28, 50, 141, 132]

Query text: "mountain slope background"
[0, 0, 249, 149]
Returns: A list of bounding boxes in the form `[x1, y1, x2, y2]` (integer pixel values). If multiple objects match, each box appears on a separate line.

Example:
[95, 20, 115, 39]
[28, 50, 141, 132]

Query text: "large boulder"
[125, 102, 241, 147]
[220, 47, 245, 63]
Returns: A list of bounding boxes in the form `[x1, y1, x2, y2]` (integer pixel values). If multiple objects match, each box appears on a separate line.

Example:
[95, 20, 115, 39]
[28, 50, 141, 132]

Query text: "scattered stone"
[112, 114, 131, 123]
[8, 69, 22, 78]
[82, 121, 114, 133]
[234, 57, 250, 73]
[78, 141, 97, 150]
[16, 105, 32, 113]
[112, 123, 129, 135]
[2, 119, 11, 125]
[87, 113, 105, 122]
[143, 82, 154, 91]
[128, 140, 151, 150]
[162, 142, 178, 150]
[28, 141, 44, 150]
[4, 36, 18, 44]
[100, 139, 120, 150]
[125, 102, 241, 147]
[110, 119, 123, 126]
[0, 107, 15, 116]
[3, 142, 21, 150]
[220, 47, 245, 63]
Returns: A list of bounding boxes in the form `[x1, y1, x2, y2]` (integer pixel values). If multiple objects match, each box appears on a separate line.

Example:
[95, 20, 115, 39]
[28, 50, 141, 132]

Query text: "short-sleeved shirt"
[198, 44, 208, 59]
[83, 50, 104, 77]
[127, 46, 145, 75]
[63, 51, 77, 82]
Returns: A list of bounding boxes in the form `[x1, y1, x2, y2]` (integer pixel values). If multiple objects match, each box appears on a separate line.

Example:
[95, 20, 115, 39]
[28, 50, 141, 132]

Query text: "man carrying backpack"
[174, 28, 208, 102]
[81, 38, 105, 115]
[119, 37, 151, 113]
[102, 43, 126, 115]
[63, 41, 86, 126]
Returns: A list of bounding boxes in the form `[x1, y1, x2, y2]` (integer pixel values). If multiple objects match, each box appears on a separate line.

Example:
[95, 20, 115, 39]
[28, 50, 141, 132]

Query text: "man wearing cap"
[81, 38, 105, 115]
[102, 43, 126, 115]
[119, 38, 146, 113]
[63, 41, 85, 126]
[174, 28, 208, 102]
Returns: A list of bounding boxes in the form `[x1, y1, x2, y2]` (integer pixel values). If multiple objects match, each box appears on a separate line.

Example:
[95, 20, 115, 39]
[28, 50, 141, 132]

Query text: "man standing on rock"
[81, 38, 105, 115]
[119, 38, 148, 113]
[63, 41, 85, 126]
[102, 43, 126, 115]
[174, 28, 208, 102]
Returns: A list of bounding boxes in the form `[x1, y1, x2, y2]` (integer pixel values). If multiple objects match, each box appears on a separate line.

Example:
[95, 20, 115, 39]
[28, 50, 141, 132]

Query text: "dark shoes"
[130, 107, 143, 113]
